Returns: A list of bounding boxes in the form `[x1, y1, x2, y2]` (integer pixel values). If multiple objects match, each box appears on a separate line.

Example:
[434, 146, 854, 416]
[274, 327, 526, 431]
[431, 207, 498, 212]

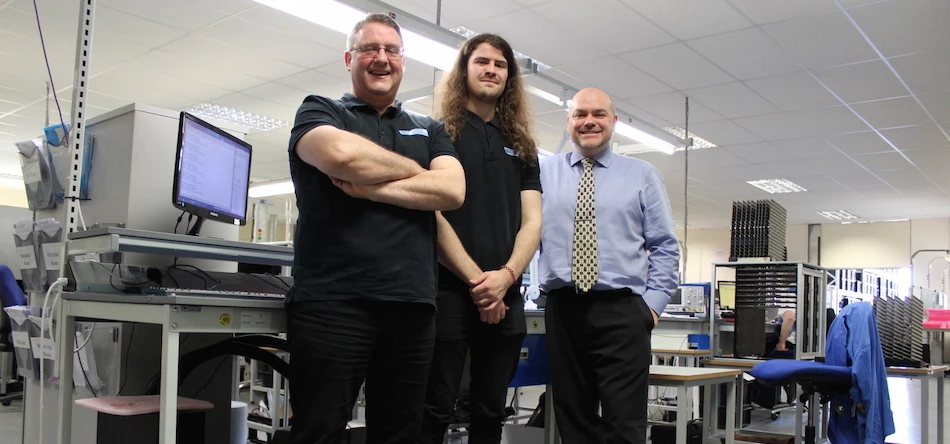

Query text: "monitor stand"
[186, 216, 205, 236]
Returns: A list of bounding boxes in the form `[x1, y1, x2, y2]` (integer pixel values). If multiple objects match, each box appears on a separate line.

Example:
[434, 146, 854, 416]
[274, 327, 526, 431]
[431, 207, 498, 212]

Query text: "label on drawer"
[30, 337, 55, 360]
[11, 331, 29, 349]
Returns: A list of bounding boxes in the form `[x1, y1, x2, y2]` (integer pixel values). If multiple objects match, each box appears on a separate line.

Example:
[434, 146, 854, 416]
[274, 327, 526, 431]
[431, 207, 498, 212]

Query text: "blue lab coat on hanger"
[825, 302, 895, 444]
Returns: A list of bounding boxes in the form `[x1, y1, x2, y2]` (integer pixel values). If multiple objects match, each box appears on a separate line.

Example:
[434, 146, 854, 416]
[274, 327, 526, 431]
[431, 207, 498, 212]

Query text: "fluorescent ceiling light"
[614, 122, 676, 155]
[525, 85, 563, 106]
[249, 179, 295, 198]
[746, 178, 807, 194]
[186, 103, 289, 131]
[254, 0, 457, 71]
[254, 0, 363, 34]
[663, 126, 717, 150]
[818, 210, 859, 221]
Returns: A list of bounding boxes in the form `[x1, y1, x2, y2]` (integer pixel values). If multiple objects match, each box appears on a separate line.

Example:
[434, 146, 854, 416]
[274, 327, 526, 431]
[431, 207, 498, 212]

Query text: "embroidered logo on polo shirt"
[398, 128, 429, 137]
[504, 147, 518, 156]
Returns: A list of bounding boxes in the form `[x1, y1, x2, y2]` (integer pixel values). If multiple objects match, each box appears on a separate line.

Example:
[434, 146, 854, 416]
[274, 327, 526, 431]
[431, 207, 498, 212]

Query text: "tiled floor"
[0, 376, 943, 443]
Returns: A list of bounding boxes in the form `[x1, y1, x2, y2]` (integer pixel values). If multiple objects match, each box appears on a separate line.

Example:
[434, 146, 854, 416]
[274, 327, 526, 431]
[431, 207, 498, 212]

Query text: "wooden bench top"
[649, 365, 742, 382]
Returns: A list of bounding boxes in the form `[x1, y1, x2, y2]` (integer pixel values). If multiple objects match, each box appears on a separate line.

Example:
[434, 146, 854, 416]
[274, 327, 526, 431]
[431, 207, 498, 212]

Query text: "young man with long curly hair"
[418, 33, 542, 444]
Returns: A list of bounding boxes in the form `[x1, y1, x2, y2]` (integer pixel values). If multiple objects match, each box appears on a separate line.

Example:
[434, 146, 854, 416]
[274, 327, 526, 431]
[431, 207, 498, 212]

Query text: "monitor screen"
[718, 281, 736, 309]
[172, 112, 252, 227]
[670, 288, 683, 305]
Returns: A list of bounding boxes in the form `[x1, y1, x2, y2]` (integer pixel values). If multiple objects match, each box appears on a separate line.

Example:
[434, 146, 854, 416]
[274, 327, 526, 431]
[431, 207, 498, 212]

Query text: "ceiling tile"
[159, 36, 304, 81]
[721, 163, 781, 181]
[99, 0, 231, 33]
[678, 148, 749, 169]
[850, 96, 934, 128]
[465, 9, 609, 68]
[441, 0, 524, 27]
[770, 136, 839, 160]
[556, 58, 672, 100]
[198, 16, 337, 69]
[918, 91, 950, 123]
[621, 43, 734, 90]
[724, 142, 784, 163]
[684, 82, 779, 119]
[813, 60, 909, 103]
[849, 0, 950, 57]
[889, 50, 950, 95]
[93, 6, 188, 48]
[734, 106, 867, 140]
[530, 0, 675, 54]
[688, 28, 802, 80]
[744, 71, 839, 111]
[762, 11, 878, 69]
[622, 0, 752, 40]
[879, 123, 950, 151]
[726, 0, 838, 25]
[625, 92, 723, 126]
[823, 130, 895, 155]
[686, 119, 762, 146]
[851, 151, 916, 171]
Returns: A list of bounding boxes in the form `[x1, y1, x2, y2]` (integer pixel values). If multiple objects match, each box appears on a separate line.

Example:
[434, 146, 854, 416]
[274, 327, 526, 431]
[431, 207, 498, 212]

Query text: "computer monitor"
[717, 281, 736, 310]
[172, 112, 252, 235]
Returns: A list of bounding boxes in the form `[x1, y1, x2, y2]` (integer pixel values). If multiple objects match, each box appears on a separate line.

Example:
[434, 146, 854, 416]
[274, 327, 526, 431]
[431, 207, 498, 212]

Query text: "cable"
[73, 322, 96, 352]
[31, 0, 68, 143]
[173, 210, 186, 235]
[38, 277, 67, 444]
[170, 264, 222, 289]
[247, 273, 290, 292]
[118, 324, 135, 394]
[166, 267, 209, 289]
[191, 356, 230, 399]
[74, 328, 97, 397]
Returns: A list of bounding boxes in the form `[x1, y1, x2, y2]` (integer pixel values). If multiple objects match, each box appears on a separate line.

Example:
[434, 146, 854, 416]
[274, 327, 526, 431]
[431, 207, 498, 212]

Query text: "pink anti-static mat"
[75, 396, 214, 416]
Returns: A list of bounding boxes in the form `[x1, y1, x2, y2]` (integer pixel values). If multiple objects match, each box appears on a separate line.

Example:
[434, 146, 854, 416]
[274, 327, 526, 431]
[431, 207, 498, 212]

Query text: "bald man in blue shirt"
[538, 87, 680, 444]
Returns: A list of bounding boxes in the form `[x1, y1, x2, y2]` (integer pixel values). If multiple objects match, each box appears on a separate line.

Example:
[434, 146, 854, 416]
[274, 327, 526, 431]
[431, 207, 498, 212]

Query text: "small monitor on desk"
[717, 281, 736, 310]
[171, 112, 252, 236]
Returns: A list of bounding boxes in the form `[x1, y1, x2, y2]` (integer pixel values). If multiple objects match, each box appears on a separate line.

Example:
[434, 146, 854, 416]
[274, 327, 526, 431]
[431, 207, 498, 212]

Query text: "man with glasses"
[285, 13, 465, 444]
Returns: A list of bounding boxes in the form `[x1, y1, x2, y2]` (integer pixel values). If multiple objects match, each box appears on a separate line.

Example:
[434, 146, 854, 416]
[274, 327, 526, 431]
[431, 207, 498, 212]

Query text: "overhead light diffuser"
[663, 126, 717, 150]
[818, 210, 859, 221]
[249, 179, 295, 198]
[525, 86, 563, 106]
[746, 178, 807, 194]
[186, 104, 290, 131]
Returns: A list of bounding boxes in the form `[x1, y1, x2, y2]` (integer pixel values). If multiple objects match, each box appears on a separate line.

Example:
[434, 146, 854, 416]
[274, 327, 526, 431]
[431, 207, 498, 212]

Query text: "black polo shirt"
[286, 93, 458, 306]
[439, 110, 542, 299]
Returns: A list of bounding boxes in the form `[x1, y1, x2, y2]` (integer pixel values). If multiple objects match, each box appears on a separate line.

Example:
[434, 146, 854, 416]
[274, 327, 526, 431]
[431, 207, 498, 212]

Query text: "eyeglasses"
[351, 43, 405, 58]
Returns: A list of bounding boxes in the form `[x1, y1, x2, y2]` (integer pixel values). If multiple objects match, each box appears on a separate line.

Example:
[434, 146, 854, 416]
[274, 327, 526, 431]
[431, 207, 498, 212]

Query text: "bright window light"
[746, 178, 807, 194]
[818, 210, 859, 221]
[249, 179, 295, 198]
[254, 0, 456, 71]
[614, 122, 676, 155]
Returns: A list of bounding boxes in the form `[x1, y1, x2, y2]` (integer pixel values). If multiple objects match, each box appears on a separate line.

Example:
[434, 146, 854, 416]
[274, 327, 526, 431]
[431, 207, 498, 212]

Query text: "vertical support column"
[58, 0, 95, 271]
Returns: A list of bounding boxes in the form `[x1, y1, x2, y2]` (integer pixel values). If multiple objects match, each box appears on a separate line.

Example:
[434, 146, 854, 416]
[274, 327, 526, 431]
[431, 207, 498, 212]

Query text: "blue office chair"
[750, 302, 894, 444]
[0, 264, 27, 405]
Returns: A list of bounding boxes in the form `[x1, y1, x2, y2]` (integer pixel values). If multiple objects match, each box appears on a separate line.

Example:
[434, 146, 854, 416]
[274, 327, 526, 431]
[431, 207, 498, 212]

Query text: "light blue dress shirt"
[538, 147, 680, 316]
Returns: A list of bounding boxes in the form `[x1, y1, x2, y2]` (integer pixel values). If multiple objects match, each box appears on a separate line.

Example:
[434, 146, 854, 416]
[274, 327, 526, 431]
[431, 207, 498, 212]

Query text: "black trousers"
[286, 300, 436, 444]
[545, 287, 654, 444]
[418, 288, 527, 444]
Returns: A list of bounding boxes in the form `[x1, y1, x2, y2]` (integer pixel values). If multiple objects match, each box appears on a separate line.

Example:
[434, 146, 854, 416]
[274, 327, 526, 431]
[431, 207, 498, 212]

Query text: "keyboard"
[142, 287, 285, 299]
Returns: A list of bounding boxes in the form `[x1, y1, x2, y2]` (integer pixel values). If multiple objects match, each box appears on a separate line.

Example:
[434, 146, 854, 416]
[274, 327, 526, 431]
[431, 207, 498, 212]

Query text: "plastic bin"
[3, 306, 40, 379]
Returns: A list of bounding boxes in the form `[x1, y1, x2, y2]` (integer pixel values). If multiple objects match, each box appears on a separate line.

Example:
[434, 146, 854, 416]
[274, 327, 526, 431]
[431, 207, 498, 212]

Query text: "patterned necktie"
[572, 158, 598, 292]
